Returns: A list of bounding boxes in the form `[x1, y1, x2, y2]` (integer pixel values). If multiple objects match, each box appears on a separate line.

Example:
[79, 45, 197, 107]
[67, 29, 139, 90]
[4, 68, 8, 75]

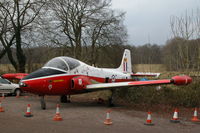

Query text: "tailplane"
[118, 49, 132, 73]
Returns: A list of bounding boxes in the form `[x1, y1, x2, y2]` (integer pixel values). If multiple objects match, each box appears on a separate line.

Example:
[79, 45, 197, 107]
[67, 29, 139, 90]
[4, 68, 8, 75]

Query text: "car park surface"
[0, 96, 200, 133]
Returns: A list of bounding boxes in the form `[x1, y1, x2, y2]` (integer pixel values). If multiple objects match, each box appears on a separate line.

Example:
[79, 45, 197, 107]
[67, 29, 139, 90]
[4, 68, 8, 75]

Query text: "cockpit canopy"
[44, 56, 80, 71]
[22, 57, 80, 80]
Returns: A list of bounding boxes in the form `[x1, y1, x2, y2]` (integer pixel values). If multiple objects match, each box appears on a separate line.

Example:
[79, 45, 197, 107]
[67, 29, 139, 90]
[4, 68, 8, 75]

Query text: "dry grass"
[1, 64, 166, 74]
[134, 64, 166, 72]
[0, 63, 43, 74]
[1, 63, 198, 78]
[0, 64, 15, 74]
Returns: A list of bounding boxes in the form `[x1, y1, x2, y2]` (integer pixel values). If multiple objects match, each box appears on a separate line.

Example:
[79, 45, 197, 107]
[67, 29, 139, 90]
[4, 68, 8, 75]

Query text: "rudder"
[118, 49, 132, 73]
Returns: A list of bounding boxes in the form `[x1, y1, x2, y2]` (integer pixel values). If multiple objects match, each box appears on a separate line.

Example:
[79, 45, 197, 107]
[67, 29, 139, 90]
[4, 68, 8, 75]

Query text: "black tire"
[14, 89, 22, 96]
[108, 98, 114, 107]
[60, 95, 68, 103]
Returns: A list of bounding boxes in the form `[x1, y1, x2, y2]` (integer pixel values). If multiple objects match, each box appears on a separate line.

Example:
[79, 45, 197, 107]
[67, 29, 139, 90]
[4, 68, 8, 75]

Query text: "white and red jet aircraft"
[19, 49, 192, 109]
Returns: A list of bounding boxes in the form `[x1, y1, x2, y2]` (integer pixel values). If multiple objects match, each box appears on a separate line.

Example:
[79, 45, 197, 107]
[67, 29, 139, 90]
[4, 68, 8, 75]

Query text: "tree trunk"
[15, 29, 26, 72]
[6, 47, 18, 71]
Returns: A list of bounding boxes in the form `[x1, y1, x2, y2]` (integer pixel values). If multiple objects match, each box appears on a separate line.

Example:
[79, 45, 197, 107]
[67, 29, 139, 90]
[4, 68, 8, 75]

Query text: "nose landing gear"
[40, 95, 46, 110]
[39, 95, 71, 110]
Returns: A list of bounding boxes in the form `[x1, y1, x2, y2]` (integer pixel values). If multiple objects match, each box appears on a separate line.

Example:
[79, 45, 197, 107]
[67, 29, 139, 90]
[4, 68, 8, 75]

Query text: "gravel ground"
[0, 96, 200, 133]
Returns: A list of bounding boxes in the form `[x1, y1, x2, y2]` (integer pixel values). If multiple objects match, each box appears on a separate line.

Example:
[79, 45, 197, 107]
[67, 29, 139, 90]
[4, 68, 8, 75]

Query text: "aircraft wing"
[1, 73, 29, 80]
[86, 75, 192, 91]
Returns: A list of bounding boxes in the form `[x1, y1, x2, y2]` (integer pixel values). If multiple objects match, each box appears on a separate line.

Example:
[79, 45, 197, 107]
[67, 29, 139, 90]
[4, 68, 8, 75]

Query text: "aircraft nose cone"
[19, 81, 28, 87]
[19, 79, 43, 94]
[19, 81, 31, 93]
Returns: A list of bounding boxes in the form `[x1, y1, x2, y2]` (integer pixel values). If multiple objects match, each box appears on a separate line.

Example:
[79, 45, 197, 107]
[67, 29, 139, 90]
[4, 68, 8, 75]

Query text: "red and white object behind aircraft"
[2, 73, 29, 80]
[19, 49, 192, 109]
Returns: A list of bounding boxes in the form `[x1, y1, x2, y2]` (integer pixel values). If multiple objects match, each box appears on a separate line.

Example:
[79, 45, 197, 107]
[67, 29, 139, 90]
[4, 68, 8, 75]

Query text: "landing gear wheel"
[108, 89, 115, 107]
[60, 95, 67, 103]
[40, 96, 46, 110]
[14, 89, 21, 96]
[108, 97, 114, 107]
[60, 95, 71, 103]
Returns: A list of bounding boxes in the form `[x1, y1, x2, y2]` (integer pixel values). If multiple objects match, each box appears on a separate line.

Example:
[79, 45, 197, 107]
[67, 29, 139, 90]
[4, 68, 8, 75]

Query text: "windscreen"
[22, 68, 65, 80]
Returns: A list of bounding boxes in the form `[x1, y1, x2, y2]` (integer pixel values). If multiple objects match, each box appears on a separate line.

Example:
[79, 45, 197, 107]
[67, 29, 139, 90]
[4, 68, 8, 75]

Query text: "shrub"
[115, 77, 200, 107]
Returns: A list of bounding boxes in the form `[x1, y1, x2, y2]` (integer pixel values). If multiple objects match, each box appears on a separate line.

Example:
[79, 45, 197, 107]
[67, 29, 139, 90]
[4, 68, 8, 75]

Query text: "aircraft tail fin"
[117, 49, 132, 73]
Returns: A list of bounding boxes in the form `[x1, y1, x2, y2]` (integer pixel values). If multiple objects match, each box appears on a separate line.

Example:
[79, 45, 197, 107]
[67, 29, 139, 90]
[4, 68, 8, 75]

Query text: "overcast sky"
[111, 0, 200, 45]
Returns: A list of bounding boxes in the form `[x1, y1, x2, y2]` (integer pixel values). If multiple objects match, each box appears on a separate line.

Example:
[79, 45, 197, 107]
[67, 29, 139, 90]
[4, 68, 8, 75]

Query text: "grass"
[134, 64, 166, 72]
[0, 63, 43, 74]
[1, 64, 166, 74]
[0, 64, 15, 74]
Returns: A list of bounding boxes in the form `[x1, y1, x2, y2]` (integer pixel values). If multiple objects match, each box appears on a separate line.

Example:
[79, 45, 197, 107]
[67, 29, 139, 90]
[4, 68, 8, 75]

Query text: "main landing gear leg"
[108, 89, 115, 107]
[68, 95, 71, 103]
[60, 95, 71, 103]
[40, 95, 46, 110]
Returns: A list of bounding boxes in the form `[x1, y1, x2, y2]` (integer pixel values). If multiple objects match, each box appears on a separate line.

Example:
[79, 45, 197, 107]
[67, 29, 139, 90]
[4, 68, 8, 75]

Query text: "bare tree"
[49, 0, 127, 62]
[0, 0, 45, 72]
[170, 10, 196, 40]
[195, 8, 200, 70]
[169, 10, 197, 70]
[85, 10, 126, 65]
